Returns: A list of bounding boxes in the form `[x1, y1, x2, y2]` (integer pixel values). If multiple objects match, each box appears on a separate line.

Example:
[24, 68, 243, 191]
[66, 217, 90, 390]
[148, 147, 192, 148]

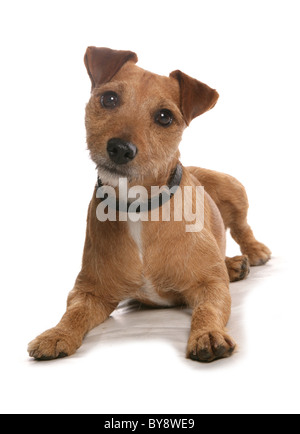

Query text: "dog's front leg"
[28, 288, 117, 360]
[186, 279, 236, 363]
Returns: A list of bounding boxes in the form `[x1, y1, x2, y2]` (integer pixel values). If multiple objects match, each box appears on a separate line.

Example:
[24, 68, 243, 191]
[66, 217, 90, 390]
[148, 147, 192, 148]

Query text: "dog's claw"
[187, 331, 236, 363]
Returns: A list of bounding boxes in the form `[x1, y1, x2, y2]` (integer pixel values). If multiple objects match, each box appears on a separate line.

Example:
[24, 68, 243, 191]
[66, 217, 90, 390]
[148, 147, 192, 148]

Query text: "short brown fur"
[28, 48, 271, 363]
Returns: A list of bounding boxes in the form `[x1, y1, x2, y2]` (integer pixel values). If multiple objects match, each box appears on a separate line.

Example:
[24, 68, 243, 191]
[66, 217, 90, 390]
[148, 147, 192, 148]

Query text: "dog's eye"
[155, 109, 173, 127]
[100, 91, 119, 109]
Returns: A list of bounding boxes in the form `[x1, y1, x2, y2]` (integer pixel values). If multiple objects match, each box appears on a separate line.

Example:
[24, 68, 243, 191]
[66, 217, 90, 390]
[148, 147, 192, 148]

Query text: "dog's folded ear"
[170, 70, 219, 125]
[84, 47, 138, 91]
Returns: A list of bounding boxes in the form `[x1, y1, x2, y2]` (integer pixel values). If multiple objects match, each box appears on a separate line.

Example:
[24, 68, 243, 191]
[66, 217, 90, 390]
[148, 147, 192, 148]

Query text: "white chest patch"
[140, 278, 174, 307]
[127, 219, 143, 262]
[127, 220, 174, 307]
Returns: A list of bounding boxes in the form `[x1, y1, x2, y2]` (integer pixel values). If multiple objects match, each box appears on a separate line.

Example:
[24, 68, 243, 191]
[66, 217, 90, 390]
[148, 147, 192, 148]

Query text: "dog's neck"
[97, 161, 183, 214]
[97, 156, 182, 194]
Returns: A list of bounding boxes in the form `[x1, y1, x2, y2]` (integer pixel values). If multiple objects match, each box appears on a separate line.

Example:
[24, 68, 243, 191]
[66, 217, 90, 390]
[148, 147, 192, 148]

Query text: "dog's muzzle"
[107, 138, 138, 165]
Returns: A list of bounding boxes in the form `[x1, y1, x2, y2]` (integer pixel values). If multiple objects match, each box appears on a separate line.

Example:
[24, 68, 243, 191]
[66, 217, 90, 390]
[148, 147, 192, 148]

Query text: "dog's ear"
[84, 47, 138, 91]
[170, 70, 219, 125]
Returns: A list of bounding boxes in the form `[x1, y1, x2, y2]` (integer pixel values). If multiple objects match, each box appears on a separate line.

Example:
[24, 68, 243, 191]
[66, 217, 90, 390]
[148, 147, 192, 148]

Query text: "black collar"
[97, 163, 183, 213]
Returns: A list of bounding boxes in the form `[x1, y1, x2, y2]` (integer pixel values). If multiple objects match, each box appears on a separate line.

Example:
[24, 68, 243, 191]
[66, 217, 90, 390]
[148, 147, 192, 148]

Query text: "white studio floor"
[1, 255, 299, 414]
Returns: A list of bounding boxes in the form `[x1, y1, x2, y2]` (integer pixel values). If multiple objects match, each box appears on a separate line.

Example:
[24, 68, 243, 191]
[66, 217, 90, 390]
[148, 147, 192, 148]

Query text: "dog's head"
[84, 47, 219, 185]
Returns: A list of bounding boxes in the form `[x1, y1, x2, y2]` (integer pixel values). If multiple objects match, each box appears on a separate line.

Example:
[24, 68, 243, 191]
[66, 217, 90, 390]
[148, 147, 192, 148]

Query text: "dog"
[28, 47, 271, 362]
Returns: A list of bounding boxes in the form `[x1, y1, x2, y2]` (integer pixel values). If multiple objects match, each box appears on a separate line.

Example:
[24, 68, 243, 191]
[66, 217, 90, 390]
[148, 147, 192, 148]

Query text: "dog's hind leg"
[225, 255, 250, 282]
[188, 167, 271, 266]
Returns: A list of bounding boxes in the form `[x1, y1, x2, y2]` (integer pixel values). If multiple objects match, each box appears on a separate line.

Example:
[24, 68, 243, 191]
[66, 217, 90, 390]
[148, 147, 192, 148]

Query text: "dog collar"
[97, 163, 183, 213]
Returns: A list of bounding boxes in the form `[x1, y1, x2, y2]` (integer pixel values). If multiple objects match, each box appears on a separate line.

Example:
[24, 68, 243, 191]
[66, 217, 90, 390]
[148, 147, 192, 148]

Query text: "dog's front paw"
[28, 328, 78, 360]
[187, 330, 236, 363]
[241, 241, 271, 266]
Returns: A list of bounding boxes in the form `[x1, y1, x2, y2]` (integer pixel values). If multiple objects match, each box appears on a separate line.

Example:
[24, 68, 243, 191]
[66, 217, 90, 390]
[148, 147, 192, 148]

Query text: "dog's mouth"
[97, 162, 130, 176]
[96, 162, 136, 187]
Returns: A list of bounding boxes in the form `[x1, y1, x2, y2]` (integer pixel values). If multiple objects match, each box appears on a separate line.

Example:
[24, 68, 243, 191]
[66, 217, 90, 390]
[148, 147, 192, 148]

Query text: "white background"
[0, 0, 300, 414]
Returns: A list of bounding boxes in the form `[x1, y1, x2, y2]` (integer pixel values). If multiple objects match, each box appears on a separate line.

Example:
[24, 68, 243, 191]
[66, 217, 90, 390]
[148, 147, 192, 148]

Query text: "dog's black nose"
[107, 138, 137, 165]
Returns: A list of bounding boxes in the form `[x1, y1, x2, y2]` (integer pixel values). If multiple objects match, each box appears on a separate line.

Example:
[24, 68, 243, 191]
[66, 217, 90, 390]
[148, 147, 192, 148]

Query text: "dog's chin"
[97, 164, 135, 188]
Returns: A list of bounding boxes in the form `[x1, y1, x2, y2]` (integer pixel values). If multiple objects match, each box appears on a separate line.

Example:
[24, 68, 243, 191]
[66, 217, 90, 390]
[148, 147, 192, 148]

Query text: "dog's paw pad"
[28, 328, 76, 361]
[226, 255, 250, 282]
[35, 352, 68, 361]
[187, 331, 236, 363]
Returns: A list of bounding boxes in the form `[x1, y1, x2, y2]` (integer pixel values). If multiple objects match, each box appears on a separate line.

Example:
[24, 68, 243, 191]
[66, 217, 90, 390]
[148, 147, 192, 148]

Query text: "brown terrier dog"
[28, 47, 271, 362]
